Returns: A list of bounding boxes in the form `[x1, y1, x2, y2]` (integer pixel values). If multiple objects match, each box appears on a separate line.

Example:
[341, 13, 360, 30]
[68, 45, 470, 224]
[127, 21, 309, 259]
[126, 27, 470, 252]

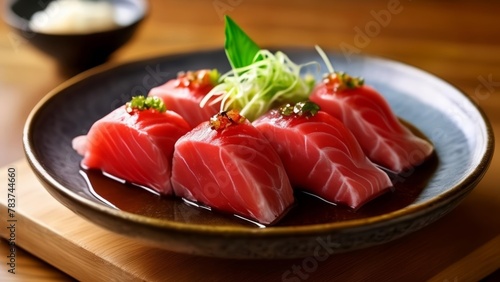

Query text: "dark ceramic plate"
[23, 49, 494, 259]
[4, 0, 147, 71]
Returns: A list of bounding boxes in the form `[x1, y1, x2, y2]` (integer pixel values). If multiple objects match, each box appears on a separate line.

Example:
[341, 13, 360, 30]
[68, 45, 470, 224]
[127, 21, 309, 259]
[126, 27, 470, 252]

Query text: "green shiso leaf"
[224, 15, 261, 69]
[202, 16, 317, 121]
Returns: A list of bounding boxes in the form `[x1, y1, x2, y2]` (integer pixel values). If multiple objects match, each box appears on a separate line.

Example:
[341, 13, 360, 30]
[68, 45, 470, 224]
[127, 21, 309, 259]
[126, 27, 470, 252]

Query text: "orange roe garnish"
[175, 69, 220, 89]
[323, 71, 364, 92]
[210, 110, 246, 131]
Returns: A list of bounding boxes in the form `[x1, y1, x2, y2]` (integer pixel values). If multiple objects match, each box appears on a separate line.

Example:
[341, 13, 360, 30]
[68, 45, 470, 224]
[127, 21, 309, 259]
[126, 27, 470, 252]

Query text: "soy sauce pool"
[81, 151, 438, 228]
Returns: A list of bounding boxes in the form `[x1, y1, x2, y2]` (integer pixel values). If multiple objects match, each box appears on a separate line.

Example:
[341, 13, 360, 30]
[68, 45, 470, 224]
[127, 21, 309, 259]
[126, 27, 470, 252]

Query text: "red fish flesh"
[72, 99, 191, 194]
[148, 69, 221, 128]
[310, 72, 434, 173]
[171, 110, 294, 225]
[253, 102, 392, 209]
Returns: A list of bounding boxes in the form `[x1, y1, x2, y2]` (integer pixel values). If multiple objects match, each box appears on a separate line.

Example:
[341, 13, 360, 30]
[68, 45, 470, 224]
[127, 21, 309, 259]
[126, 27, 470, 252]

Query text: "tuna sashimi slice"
[72, 99, 191, 194]
[171, 110, 294, 225]
[253, 102, 392, 209]
[148, 69, 221, 128]
[310, 72, 434, 173]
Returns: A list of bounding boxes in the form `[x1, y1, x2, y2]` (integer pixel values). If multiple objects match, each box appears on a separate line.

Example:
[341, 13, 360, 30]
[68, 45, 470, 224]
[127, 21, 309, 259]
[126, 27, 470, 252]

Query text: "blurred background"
[0, 0, 499, 280]
[1, 0, 498, 167]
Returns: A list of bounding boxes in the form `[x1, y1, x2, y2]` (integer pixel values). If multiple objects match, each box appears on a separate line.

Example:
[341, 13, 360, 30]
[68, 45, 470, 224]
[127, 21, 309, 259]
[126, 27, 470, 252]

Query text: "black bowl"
[4, 0, 147, 71]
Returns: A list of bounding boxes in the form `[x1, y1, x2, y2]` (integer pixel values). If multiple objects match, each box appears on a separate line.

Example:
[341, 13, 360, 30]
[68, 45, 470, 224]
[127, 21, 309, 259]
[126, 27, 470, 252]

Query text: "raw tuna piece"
[171, 110, 294, 225]
[253, 102, 392, 209]
[310, 72, 434, 173]
[72, 96, 191, 194]
[148, 69, 221, 128]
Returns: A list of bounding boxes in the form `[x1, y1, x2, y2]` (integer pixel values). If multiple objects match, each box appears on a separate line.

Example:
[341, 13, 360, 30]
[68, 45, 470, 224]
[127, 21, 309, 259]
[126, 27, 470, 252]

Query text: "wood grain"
[429, 235, 500, 282]
[0, 159, 499, 281]
[0, 240, 74, 281]
[0, 0, 499, 280]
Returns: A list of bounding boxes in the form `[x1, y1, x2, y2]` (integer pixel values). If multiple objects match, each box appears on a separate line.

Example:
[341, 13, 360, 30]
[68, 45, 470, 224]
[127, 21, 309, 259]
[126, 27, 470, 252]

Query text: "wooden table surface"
[1, 0, 499, 281]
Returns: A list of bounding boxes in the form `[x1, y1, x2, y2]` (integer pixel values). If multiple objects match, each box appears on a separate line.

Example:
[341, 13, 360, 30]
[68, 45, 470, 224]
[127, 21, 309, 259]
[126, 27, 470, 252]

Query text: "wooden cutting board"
[0, 159, 499, 281]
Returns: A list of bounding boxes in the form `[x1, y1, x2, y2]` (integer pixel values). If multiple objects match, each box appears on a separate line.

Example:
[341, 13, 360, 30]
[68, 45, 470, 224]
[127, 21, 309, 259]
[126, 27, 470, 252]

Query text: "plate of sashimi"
[24, 16, 493, 259]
